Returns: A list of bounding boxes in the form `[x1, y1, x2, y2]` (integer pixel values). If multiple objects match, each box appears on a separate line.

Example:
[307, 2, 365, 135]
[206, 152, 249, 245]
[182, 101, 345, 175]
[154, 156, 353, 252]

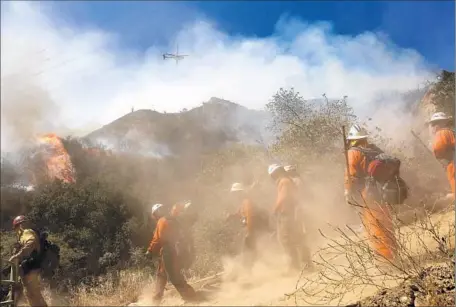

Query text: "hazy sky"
[1, 1, 450, 149]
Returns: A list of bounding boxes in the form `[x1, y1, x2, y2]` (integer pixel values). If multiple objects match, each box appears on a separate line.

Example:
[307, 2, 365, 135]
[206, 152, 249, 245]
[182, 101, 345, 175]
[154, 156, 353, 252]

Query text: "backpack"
[381, 176, 409, 205]
[352, 146, 409, 204]
[167, 218, 195, 270]
[33, 229, 60, 276]
[252, 207, 272, 233]
[367, 153, 401, 182]
[351, 146, 400, 183]
[19, 230, 59, 276]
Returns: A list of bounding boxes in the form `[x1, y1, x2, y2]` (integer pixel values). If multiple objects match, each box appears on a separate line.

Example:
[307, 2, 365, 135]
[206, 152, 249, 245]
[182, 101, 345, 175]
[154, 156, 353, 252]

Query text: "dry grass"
[67, 270, 154, 306]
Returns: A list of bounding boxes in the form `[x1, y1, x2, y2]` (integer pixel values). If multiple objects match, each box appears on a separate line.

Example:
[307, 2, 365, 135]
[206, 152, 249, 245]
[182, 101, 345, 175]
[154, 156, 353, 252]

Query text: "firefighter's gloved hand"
[145, 250, 151, 257]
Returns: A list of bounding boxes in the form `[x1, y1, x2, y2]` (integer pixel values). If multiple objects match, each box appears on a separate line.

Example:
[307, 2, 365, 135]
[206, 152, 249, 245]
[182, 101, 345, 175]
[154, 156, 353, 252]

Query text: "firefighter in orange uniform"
[268, 164, 313, 271]
[146, 204, 198, 303]
[227, 183, 270, 269]
[170, 201, 196, 271]
[284, 165, 316, 242]
[344, 125, 398, 262]
[428, 112, 455, 199]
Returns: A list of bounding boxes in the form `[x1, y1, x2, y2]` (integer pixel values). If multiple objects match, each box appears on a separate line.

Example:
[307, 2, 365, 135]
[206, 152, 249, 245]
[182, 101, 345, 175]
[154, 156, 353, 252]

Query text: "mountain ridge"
[84, 97, 273, 157]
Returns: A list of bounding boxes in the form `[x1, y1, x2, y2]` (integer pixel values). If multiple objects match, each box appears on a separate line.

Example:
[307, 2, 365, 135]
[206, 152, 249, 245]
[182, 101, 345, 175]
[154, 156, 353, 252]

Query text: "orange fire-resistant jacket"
[344, 144, 384, 193]
[238, 198, 255, 234]
[274, 177, 298, 215]
[432, 128, 455, 195]
[147, 217, 178, 255]
[345, 148, 368, 192]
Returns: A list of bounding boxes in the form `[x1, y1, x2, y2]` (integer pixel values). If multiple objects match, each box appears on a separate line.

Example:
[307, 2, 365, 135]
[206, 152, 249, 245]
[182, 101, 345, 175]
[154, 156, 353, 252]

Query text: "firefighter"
[428, 112, 455, 199]
[170, 201, 196, 271]
[283, 165, 316, 249]
[344, 124, 398, 262]
[9, 215, 48, 307]
[268, 164, 313, 272]
[227, 183, 269, 270]
[146, 204, 198, 304]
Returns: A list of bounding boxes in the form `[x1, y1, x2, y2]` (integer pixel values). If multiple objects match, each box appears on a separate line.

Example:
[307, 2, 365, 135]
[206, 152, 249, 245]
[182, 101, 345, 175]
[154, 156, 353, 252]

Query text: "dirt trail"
[130, 209, 455, 307]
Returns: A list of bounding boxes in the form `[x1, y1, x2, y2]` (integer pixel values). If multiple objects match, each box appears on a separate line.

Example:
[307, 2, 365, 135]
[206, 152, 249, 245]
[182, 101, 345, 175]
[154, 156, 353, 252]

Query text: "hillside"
[84, 69, 455, 159]
[85, 97, 273, 157]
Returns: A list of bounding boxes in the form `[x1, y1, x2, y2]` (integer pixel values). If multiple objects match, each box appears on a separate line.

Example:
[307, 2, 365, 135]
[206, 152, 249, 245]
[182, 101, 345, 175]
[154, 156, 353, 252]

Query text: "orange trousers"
[276, 213, 312, 270]
[153, 247, 197, 303]
[361, 202, 397, 261]
[242, 232, 257, 270]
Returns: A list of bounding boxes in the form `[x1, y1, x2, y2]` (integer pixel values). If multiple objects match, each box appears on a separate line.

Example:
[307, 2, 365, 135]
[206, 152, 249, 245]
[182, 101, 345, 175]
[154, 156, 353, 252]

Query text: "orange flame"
[37, 133, 76, 183]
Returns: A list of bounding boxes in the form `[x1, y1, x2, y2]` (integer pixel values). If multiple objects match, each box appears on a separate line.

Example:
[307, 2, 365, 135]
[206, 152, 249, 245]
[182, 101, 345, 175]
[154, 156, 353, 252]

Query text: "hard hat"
[183, 201, 192, 210]
[428, 112, 452, 124]
[230, 183, 245, 192]
[151, 203, 164, 215]
[346, 124, 368, 140]
[12, 215, 26, 228]
[268, 164, 284, 176]
[284, 165, 297, 172]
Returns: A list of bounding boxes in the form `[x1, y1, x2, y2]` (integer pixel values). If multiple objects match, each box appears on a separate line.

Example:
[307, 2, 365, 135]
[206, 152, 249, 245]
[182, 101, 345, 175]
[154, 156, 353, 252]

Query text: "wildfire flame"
[37, 133, 76, 183]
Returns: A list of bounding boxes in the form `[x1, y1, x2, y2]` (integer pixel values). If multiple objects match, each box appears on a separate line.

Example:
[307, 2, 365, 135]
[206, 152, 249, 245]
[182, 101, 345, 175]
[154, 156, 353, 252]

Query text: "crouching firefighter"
[227, 183, 271, 270]
[268, 164, 313, 272]
[146, 204, 199, 304]
[8, 216, 51, 307]
[344, 125, 408, 262]
[427, 112, 455, 200]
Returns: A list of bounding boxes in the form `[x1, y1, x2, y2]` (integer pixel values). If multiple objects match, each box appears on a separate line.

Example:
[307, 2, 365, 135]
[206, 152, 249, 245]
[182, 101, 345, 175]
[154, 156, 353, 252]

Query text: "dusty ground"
[128, 208, 455, 307]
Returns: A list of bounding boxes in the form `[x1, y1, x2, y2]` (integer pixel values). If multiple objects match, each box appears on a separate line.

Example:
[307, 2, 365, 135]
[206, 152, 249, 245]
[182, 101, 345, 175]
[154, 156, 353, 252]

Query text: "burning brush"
[37, 133, 76, 183]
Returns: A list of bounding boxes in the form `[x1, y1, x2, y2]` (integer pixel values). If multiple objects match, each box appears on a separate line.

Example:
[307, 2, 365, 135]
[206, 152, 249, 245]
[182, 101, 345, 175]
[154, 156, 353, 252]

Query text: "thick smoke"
[1, 74, 63, 151]
[1, 1, 434, 153]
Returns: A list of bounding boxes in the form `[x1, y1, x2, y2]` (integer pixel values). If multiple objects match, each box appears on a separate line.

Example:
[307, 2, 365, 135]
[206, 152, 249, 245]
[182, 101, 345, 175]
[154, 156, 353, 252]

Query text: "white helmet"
[151, 203, 164, 215]
[268, 164, 284, 176]
[183, 201, 192, 210]
[346, 124, 368, 140]
[230, 182, 245, 192]
[428, 112, 452, 124]
[284, 165, 297, 172]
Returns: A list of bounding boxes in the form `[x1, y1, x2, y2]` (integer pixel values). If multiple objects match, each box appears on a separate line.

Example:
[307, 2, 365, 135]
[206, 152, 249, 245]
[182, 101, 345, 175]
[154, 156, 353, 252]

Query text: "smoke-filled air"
[1, 1, 454, 307]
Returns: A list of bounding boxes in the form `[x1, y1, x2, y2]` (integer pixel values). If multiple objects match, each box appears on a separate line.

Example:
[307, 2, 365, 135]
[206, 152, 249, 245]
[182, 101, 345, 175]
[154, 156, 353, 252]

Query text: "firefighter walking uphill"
[344, 124, 409, 263]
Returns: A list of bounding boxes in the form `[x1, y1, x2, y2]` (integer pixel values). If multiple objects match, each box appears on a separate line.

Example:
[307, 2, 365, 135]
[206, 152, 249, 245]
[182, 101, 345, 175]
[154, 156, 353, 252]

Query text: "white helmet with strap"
[151, 203, 164, 215]
[183, 201, 192, 210]
[427, 112, 452, 124]
[268, 164, 284, 176]
[347, 124, 369, 140]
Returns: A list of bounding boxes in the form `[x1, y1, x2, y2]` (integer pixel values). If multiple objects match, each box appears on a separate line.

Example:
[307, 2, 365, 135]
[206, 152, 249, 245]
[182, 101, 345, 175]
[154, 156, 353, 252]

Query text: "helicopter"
[162, 44, 189, 64]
